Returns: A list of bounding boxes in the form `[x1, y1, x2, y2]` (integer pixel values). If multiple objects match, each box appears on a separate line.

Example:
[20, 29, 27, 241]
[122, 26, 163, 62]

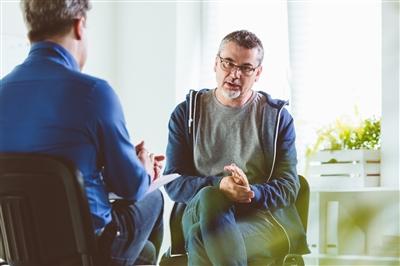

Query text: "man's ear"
[73, 17, 85, 41]
[214, 57, 218, 72]
[254, 65, 263, 82]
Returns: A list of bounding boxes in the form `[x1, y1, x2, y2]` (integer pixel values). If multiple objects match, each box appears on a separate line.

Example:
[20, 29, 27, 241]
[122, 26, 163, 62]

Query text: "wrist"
[212, 176, 224, 188]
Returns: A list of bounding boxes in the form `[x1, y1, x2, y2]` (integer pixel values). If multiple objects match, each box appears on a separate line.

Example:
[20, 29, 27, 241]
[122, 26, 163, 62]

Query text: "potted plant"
[306, 117, 381, 188]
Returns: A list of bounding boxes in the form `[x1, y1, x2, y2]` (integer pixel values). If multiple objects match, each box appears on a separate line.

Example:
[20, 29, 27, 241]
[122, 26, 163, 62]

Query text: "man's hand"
[151, 154, 165, 179]
[135, 141, 165, 181]
[219, 176, 254, 203]
[223, 163, 249, 187]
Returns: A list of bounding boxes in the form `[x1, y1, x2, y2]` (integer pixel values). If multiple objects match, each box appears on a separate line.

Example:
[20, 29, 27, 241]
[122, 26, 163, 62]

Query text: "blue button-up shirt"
[0, 41, 151, 233]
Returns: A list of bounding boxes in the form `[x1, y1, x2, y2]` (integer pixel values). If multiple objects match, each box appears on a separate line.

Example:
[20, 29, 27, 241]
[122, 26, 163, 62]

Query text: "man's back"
[1, 41, 102, 173]
[0, 41, 151, 232]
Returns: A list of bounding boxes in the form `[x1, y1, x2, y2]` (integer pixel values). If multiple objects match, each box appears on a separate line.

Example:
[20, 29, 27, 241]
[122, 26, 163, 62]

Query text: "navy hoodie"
[164, 89, 309, 254]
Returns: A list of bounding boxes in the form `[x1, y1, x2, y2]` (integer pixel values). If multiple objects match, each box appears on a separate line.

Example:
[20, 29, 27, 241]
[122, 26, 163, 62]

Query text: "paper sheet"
[147, 173, 180, 194]
[109, 173, 180, 200]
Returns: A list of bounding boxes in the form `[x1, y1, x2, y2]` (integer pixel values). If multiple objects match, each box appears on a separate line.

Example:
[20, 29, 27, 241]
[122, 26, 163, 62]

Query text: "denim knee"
[146, 189, 164, 216]
[196, 186, 231, 216]
[186, 223, 202, 250]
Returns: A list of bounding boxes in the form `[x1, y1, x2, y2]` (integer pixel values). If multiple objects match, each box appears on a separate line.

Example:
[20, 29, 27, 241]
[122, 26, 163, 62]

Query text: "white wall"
[0, 1, 29, 77]
[381, 1, 400, 188]
[111, 3, 179, 255]
[84, 2, 117, 88]
[175, 2, 202, 101]
[113, 2, 177, 155]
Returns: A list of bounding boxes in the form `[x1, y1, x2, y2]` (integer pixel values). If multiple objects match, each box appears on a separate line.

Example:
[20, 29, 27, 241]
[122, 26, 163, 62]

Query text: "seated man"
[0, 0, 164, 265]
[164, 30, 309, 265]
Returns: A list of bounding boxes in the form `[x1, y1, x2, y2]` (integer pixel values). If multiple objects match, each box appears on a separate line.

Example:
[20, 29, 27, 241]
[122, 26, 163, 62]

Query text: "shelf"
[305, 253, 400, 262]
[310, 186, 400, 192]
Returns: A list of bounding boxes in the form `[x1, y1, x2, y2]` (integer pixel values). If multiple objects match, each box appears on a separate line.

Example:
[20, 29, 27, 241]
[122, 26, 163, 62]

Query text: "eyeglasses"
[217, 55, 259, 76]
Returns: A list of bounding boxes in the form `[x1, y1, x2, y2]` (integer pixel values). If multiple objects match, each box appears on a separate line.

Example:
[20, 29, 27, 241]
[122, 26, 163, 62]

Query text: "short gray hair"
[218, 30, 264, 65]
[21, 0, 91, 42]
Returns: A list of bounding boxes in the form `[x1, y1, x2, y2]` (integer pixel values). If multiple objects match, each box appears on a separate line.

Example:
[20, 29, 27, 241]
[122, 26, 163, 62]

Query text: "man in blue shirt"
[0, 0, 164, 265]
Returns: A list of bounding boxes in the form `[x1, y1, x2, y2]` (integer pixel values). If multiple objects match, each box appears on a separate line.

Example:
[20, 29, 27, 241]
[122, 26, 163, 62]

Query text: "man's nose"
[229, 66, 242, 78]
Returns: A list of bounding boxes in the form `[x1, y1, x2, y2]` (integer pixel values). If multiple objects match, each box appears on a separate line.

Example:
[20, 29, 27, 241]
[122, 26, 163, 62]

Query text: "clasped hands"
[220, 163, 254, 203]
[136, 140, 165, 182]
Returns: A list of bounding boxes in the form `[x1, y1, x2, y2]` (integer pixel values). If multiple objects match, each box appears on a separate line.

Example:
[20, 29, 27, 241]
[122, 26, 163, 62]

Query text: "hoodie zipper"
[266, 102, 292, 255]
[188, 90, 194, 135]
[188, 90, 199, 145]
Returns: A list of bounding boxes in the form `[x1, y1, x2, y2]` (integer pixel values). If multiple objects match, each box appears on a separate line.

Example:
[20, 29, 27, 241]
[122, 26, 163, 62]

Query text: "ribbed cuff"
[250, 184, 262, 204]
[211, 176, 224, 188]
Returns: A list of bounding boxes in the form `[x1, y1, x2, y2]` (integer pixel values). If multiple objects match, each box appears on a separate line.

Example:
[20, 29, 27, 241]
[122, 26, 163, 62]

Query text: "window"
[287, 1, 382, 172]
[198, 1, 382, 173]
[199, 1, 291, 100]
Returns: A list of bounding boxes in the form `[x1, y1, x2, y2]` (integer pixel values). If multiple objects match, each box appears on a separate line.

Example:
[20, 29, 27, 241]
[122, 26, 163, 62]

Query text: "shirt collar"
[29, 41, 80, 71]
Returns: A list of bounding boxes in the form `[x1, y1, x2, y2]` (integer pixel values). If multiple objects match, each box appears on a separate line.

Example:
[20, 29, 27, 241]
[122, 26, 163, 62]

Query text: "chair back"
[296, 175, 310, 232]
[0, 154, 96, 266]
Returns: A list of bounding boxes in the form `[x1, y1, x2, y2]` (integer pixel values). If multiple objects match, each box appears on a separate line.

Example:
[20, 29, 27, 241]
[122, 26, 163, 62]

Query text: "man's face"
[214, 41, 262, 102]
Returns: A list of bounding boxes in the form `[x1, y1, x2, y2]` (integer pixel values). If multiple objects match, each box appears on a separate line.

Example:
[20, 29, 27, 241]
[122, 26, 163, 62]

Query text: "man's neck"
[215, 88, 254, 108]
[44, 35, 81, 70]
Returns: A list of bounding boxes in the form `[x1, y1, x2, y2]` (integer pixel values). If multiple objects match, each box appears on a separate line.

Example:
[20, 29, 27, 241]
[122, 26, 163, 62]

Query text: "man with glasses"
[0, 0, 164, 265]
[164, 30, 308, 265]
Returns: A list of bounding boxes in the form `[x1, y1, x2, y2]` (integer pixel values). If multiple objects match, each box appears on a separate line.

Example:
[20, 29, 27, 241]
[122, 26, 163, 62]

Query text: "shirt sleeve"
[89, 80, 151, 201]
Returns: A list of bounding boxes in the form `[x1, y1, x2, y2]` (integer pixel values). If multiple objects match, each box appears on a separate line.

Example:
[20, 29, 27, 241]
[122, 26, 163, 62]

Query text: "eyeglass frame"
[217, 55, 261, 76]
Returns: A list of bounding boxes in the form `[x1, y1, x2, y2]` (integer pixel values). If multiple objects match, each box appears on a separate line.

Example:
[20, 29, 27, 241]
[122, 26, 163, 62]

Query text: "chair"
[0, 153, 97, 266]
[160, 175, 309, 266]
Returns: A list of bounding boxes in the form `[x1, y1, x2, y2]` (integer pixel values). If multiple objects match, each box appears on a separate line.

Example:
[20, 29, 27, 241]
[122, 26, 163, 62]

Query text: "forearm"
[164, 167, 222, 203]
[249, 169, 299, 210]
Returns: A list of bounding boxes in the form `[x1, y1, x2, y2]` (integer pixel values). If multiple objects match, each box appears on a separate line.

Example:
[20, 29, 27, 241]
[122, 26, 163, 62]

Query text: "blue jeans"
[97, 190, 164, 266]
[182, 187, 285, 266]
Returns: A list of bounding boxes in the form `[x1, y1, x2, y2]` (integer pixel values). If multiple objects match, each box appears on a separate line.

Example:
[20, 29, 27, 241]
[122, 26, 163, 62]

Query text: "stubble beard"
[221, 88, 241, 100]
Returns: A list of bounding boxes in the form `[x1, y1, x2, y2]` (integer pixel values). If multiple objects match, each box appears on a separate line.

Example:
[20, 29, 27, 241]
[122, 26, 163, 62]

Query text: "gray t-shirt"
[193, 89, 269, 184]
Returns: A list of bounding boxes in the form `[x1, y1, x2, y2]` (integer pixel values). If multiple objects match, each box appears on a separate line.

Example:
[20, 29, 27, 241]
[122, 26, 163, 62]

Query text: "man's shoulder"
[67, 70, 111, 91]
[174, 88, 210, 111]
[257, 91, 288, 110]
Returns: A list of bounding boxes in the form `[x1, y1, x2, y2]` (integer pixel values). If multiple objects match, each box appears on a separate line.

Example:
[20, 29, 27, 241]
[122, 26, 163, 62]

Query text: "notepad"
[109, 173, 180, 200]
[147, 173, 180, 194]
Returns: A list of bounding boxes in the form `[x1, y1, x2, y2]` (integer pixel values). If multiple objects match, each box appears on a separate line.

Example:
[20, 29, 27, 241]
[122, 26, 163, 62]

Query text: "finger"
[154, 160, 163, 167]
[236, 191, 254, 202]
[154, 166, 161, 179]
[232, 172, 248, 187]
[224, 166, 244, 184]
[154, 163, 163, 173]
[224, 165, 247, 183]
[154, 155, 165, 162]
[135, 140, 145, 152]
[231, 166, 249, 187]
[223, 164, 235, 172]
[236, 168, 247, 181]
[234, 185, 253, 194]
[137, 147, 149, 158]
[236, 198, 252, 203]
[137, 149, 147, 158]
[230, 174, 242, 184]
[247, 190, 255, 198]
